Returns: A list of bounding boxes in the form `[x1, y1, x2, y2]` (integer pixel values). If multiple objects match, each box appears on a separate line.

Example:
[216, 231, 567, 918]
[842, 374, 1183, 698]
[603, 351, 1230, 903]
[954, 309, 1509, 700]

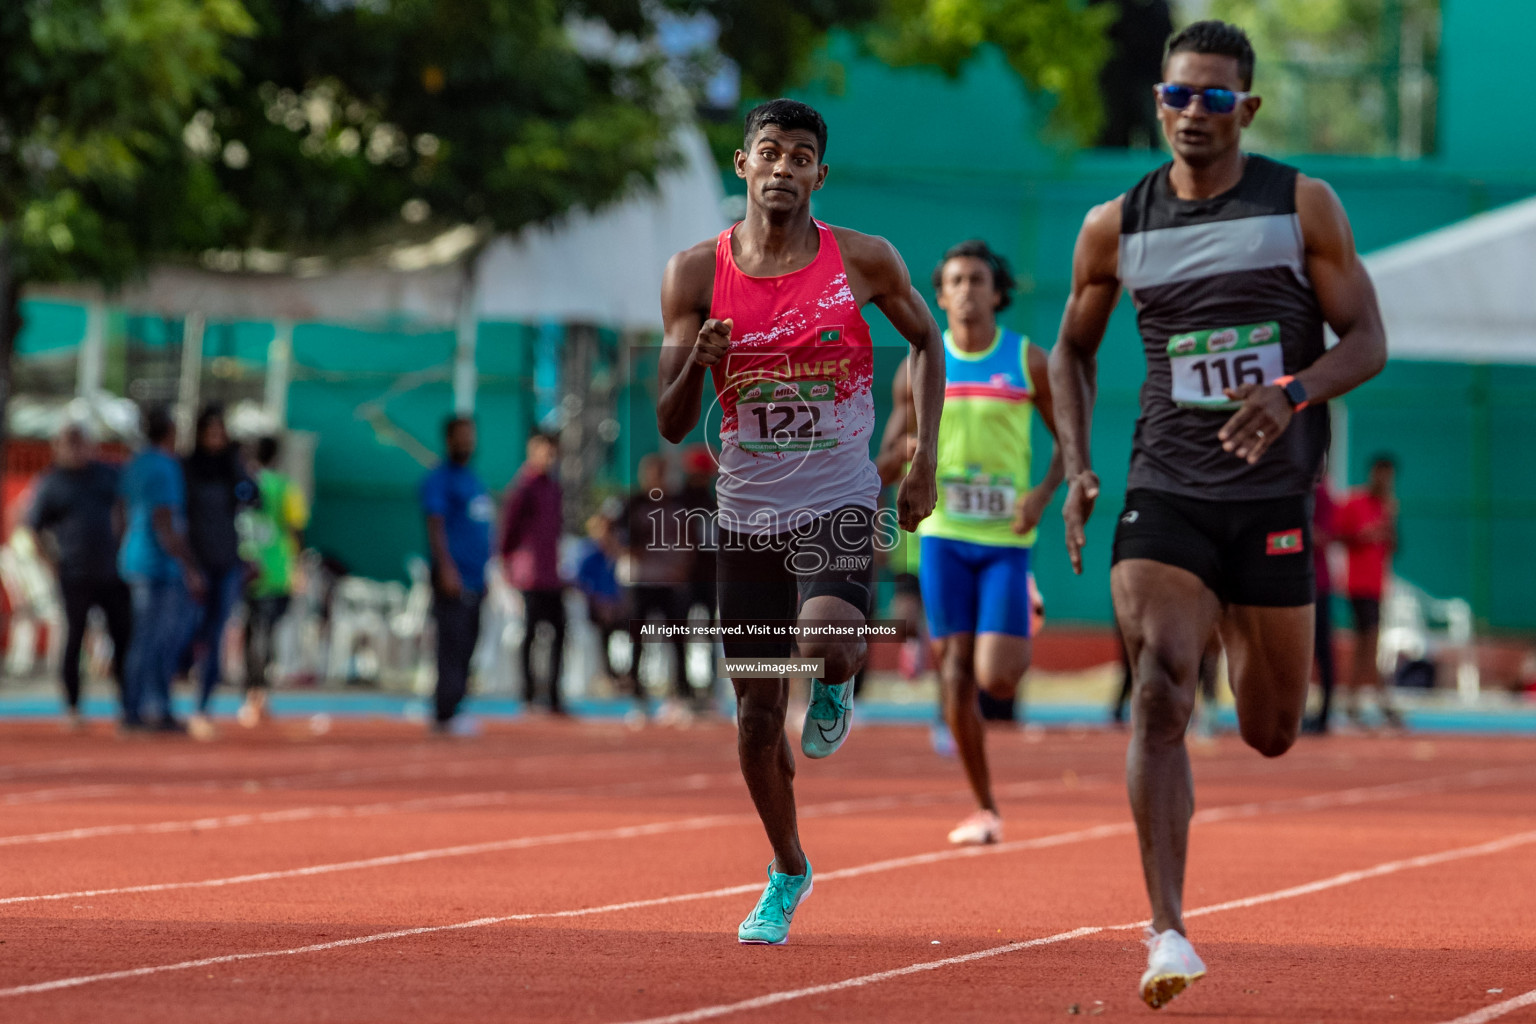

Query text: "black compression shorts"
[1111, 488, 1314, 607]
[716, 505, 874, 659]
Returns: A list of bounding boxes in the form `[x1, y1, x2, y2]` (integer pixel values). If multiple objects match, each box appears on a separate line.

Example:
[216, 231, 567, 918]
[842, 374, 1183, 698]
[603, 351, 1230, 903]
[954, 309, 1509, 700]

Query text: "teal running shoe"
[738, 861, 814, 945]
[801, 679, 853, 759]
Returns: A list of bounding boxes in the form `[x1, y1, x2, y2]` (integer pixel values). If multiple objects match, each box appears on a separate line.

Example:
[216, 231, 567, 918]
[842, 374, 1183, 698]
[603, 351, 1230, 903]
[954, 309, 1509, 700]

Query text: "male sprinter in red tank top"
[659, 99, 944, 945]
[1048, 22, 1388, 1007]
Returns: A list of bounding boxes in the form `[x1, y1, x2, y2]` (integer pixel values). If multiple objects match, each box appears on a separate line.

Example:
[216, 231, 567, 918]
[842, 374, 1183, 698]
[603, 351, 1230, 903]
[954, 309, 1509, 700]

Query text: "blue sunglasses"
[1156, 83, 1252, 115]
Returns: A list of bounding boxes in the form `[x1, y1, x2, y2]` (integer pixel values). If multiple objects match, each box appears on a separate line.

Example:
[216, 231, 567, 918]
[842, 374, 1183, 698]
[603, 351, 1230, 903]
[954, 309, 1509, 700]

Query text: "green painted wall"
[1439, 0, 1536, 177]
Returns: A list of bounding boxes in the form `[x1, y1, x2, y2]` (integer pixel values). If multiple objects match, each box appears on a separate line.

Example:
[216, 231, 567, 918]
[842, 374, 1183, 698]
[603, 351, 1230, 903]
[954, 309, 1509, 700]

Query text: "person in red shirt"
[1302, 478, 1340, 734]
[1336, 454, 1403, 728]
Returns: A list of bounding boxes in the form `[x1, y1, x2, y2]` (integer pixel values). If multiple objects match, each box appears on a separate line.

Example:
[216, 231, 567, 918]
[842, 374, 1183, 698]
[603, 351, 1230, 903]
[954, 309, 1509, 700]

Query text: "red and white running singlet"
[709, 221, 880, 532]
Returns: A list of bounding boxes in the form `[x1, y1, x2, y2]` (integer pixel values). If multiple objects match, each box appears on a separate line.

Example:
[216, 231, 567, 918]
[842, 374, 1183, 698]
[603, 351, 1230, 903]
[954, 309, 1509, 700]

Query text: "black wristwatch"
[1274, 375, 1310, 411]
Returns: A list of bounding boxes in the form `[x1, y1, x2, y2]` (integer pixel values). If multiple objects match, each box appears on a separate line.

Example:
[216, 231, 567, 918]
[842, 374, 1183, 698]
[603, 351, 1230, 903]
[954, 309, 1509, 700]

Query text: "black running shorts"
[1111, 488, 1314, 607]
[716, 505, 874, 659]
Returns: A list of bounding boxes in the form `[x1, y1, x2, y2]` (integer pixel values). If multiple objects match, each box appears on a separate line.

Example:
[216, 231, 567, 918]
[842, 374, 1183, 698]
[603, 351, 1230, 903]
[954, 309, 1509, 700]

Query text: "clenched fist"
[694, 318, 733, 367]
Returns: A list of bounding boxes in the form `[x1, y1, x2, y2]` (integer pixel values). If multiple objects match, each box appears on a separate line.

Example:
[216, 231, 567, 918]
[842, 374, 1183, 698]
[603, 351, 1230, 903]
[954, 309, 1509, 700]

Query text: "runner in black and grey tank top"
[1045, 21, 1389, 1010]
[1120, 154, 1330, 501]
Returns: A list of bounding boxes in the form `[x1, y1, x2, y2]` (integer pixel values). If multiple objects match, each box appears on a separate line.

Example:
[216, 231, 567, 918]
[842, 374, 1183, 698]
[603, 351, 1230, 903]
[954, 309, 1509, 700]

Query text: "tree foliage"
[1209, 0, 1440, 155]
[0, 0, 254, 285]
[867, 0, 1114, 144]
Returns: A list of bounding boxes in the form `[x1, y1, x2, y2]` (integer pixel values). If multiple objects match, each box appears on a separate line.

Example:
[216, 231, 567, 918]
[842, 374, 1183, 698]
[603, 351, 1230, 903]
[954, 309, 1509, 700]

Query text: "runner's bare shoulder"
[661, 237, 718, 318]
[1076, 196, 1124, 279]
[827, 225, 908, 301]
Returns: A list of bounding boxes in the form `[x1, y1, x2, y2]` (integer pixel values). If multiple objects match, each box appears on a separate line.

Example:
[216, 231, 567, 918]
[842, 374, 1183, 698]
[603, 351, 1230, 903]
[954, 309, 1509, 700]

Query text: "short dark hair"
[743, 99, 828, 161]
[1165, 20, 1256, 90]
[932, 240, 1016, 312]
[256, 436, 281, 466]
[195, 402, 226, 443]
[443, 415, 473, 441]
[143, 406, 175, 445]
[1370, 453, 1398, 472]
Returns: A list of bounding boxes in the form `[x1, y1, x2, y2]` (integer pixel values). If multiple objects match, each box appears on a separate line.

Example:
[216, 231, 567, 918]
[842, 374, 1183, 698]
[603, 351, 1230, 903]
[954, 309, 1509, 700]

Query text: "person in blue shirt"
[420, 416, 493, 732]
[119, 407, 205, 732]
[574, 511, 623, 685]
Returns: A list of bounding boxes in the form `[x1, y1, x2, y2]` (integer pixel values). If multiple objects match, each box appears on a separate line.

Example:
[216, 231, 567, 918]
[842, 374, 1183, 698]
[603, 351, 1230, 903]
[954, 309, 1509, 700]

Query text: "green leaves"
[0, 0, 256, 284]
[867, 0, 1113, 144]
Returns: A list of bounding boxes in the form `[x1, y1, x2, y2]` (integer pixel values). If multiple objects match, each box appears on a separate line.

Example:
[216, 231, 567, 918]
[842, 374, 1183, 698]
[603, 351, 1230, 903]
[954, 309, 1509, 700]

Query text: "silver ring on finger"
[1255, 429, 1266, 440]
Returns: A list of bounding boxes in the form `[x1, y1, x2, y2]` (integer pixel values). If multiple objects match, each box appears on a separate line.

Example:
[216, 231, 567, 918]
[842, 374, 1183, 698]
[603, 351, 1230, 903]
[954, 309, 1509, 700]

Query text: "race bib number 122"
[1167, 321, 1283, 411]
[736, 380, 840, 453]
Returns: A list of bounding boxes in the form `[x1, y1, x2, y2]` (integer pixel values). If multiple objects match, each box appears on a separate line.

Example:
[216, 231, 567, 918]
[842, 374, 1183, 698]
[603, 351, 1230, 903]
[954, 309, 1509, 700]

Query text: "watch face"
[1285, 379, 1308, 406]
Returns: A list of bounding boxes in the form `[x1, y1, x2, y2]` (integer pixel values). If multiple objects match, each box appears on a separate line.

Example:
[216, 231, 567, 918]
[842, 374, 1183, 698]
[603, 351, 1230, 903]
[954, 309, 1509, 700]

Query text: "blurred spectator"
[620, 455, 694, 720]
[676, 445, 718, 700]
[574, 512, 624, 686]
[1338, 454, 1404, 729]
[1090, 0, 1174, 148]
[422, 416, 493, 732]
[183, 404, 257, 740]
[27, 422, 132, 729]
[119, 407, 203, 733]
[237, 436, 309, 727]
[1303, 478, 1340, 734]
[497, 431, 566, 714]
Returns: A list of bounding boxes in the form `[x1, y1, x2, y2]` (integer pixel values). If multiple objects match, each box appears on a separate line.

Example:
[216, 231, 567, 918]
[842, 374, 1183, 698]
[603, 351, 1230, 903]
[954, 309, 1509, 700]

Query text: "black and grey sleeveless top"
[1119, 154, 1328, 501]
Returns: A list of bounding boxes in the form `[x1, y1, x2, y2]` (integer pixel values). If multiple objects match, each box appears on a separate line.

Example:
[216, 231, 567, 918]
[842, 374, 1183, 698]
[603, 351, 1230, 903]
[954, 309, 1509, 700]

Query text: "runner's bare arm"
[1014, 343, 1066, 537]
[841, 230, 943, 532]
[1048, 199, 1123, 573]
[1218, 176, 1388, 464]
[874, 356, 914, 487]
[657, 241, 726, 444]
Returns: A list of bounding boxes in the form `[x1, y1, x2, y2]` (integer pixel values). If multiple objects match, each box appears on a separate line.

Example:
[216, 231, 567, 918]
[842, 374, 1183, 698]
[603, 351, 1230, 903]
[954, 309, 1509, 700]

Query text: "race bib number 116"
[1167, 322, 1283, 411]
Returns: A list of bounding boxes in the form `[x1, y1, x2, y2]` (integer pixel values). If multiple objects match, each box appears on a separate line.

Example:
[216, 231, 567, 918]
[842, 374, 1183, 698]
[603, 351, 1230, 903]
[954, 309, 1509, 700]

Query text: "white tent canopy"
[30, 126, 727, 333]
[1366, 193, 1536, 364]
[472, 129, 725, 331]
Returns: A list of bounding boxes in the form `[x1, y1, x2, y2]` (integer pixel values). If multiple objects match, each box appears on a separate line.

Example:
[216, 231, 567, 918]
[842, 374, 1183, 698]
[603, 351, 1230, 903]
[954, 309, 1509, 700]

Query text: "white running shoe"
[947, 809, 1003, 846]
[1139, 928, 1206, 1009]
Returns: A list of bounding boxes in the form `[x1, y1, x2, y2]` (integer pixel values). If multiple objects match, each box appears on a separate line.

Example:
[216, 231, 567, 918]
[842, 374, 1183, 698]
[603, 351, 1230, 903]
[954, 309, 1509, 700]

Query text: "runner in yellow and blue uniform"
[877, 240, 1063, 845]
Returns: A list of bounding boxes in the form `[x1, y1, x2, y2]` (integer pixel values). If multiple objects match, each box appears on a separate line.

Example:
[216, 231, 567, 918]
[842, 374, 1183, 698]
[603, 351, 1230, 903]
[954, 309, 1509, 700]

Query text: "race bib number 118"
[1167, 322, 1283, 411]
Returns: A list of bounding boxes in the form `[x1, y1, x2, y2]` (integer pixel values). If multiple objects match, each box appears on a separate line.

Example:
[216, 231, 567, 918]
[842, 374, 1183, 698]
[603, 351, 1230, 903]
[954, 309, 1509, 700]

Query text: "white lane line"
[9, 824, 1535, 1005]
[0, 813, 757, 906]
[0, 792, 525, 847]
[0, 773, 1116, 903]
[1, 763, 1517, 906]
[1435, 987, 1536, 1024]
[0, 752, 623, 806]
[613, 827, 1536, 1024]
[0, 765, 1073, 850]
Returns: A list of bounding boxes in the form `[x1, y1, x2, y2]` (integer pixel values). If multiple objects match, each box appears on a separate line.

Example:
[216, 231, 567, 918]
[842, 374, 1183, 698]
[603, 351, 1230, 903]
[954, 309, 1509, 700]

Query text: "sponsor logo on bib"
[1208, 328, 1240, 352]
[773, 383, 798, 401]
[809, 383, 831, 398]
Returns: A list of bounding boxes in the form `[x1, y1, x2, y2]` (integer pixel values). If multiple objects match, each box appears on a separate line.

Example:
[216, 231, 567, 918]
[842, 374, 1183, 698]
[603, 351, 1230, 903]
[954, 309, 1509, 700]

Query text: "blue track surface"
[4, 691, 1536, 735]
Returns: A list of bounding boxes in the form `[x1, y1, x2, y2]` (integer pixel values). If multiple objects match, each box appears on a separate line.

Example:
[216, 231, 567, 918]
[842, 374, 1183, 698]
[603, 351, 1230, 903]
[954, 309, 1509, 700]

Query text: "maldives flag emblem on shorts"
[1266, 529, 1304, 556]
[816, 326, 842, 344]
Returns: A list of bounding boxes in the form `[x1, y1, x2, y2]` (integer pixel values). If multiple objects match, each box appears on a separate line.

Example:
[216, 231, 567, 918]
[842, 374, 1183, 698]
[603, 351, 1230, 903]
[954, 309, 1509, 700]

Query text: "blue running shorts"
[918, 535, 1033, 640]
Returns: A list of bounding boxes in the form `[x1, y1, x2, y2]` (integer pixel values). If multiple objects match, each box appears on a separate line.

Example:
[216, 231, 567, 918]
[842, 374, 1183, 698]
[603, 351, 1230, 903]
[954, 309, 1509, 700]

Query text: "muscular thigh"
[1219, 603, 1313, 723]
[1112, 559, 1222, 691]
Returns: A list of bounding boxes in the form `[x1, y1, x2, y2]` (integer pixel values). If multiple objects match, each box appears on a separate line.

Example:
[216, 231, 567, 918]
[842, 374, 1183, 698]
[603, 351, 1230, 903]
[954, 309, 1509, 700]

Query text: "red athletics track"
[0, 718, 1533, 1023]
